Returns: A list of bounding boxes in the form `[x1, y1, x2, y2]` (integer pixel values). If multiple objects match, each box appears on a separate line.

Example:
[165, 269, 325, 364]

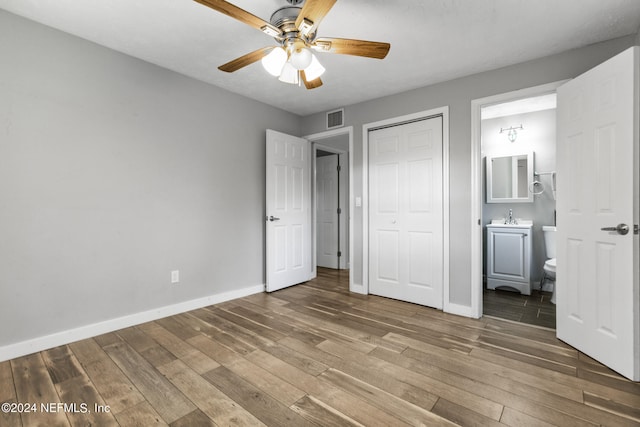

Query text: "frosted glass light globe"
[279, 62, 299, 84]
[290, 47, 312, 70]
[303, 54, 325, 81]
[261, 47, 287, 76]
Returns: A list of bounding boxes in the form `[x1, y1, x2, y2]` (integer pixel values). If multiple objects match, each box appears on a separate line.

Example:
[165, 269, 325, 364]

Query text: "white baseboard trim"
[444, 302, 480, 319]
[349, 282, 366, 295]
[0, 284, 265, 363]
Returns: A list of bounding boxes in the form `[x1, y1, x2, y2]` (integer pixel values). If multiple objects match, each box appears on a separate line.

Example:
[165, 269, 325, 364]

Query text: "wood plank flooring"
[2, 268, 639, 426]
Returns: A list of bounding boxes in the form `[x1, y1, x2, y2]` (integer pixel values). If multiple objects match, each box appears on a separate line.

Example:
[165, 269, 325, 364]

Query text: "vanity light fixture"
[500, 124, 524, 142]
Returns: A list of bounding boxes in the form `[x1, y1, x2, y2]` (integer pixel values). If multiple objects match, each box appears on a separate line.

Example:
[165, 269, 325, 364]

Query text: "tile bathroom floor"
[483, 287, 556, 329]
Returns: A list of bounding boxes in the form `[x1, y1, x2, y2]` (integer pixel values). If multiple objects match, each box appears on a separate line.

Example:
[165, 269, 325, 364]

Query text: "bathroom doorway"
[474, 84, 562, 329]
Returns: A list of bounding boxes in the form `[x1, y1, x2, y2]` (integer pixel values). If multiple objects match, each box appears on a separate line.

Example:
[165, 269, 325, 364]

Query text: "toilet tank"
[542, 226, 557, 258]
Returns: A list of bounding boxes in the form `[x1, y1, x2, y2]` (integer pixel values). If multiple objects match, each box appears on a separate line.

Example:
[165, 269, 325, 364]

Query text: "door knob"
[601, 223, 629, 235]
[267, 216, 280, 222]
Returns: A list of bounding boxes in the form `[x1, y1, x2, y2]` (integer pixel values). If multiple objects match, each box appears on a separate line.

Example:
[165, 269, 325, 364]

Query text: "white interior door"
[266, 129, 312, 292]
[369, 116, 443, 308]
[556, 46, 639, 381]
[316, 153, 339, 269]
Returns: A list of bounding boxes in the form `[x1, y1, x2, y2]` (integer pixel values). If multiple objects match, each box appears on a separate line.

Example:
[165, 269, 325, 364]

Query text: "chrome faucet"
[507, 209, 516, 225]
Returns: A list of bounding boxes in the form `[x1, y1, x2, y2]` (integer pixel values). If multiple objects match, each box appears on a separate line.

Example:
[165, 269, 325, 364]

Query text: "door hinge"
[337, 165, 341, 172]
[337, 208, 342, 215]
[635, 224, 639, 235]
[337, 251, 342, 257]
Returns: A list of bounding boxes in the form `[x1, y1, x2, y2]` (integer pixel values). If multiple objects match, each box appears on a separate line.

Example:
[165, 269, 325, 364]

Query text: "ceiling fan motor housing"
[286, 0, 305, 5]
[270, 5, 316, 48]
[270, 6, 301, 31]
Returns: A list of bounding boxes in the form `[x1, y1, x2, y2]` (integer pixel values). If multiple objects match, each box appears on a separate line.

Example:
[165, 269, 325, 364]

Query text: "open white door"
[556, 46, 639, 381]
[266, 129, 312, 292]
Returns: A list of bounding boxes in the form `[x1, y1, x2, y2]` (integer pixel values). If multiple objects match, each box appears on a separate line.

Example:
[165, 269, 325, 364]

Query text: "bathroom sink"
[489, 219, 533, 228]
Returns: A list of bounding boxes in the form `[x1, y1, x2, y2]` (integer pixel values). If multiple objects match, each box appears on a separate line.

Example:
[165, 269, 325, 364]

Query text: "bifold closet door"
[368, 116, 443, 309]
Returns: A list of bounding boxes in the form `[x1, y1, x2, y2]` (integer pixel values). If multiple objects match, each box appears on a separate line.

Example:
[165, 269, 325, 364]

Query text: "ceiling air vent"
[326, 108, 344, 129]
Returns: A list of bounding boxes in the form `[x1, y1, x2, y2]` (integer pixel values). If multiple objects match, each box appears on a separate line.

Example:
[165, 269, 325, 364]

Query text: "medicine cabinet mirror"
[486, 151, 534, 203]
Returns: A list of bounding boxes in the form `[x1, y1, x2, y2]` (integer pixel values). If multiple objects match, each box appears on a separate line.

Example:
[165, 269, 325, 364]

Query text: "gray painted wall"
[300, 35, 635, 307]
[0, 10, 300, 347]
[481, 109, 557, 288]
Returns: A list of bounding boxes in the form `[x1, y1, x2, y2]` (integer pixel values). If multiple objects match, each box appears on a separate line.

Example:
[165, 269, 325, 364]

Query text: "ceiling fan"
[193, 0, 391, 89]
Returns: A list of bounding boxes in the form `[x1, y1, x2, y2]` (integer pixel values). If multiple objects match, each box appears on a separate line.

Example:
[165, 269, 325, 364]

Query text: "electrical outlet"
[171, 270, 180, 284]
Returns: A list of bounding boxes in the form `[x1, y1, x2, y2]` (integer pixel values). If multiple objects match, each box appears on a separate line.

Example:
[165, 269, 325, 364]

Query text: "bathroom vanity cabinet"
[486, 223, 532, 295]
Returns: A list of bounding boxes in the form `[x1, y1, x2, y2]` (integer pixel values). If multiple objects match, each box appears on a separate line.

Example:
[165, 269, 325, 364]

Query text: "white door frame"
[304, 126, 354, 285]
[470, 81, 568, 318]
[314, 144, 349, 270]
[362, 107, 450, 308]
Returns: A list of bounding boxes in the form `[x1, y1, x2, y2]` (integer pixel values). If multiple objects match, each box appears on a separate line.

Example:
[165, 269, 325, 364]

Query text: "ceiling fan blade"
[218, 47, 274, 73]
[313, 37, 390, 59]
[295, 0, 336, 35]
[194, 0, 282, 36]
[301, 70, 323, 89]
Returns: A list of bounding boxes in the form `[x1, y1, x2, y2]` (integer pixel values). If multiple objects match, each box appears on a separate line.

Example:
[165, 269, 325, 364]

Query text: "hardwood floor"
[2, 268, 639, 426]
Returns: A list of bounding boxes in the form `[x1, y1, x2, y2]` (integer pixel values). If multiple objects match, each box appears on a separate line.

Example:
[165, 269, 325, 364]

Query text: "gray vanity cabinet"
[486, 224, 532, 295]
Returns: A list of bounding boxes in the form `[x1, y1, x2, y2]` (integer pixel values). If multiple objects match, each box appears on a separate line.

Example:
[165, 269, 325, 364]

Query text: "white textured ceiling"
[1, 0, 639, 116]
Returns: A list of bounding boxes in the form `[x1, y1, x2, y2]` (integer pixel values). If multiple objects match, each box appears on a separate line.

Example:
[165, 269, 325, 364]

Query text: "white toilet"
[541, 226, 557, 304]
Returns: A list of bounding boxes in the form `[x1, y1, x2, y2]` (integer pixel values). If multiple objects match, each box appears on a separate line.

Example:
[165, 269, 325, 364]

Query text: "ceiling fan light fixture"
[290, 46, 313, 70]
[303, 53, 325, 81]
[279, 62, 300, 85]
[261, 47, 287, 76]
